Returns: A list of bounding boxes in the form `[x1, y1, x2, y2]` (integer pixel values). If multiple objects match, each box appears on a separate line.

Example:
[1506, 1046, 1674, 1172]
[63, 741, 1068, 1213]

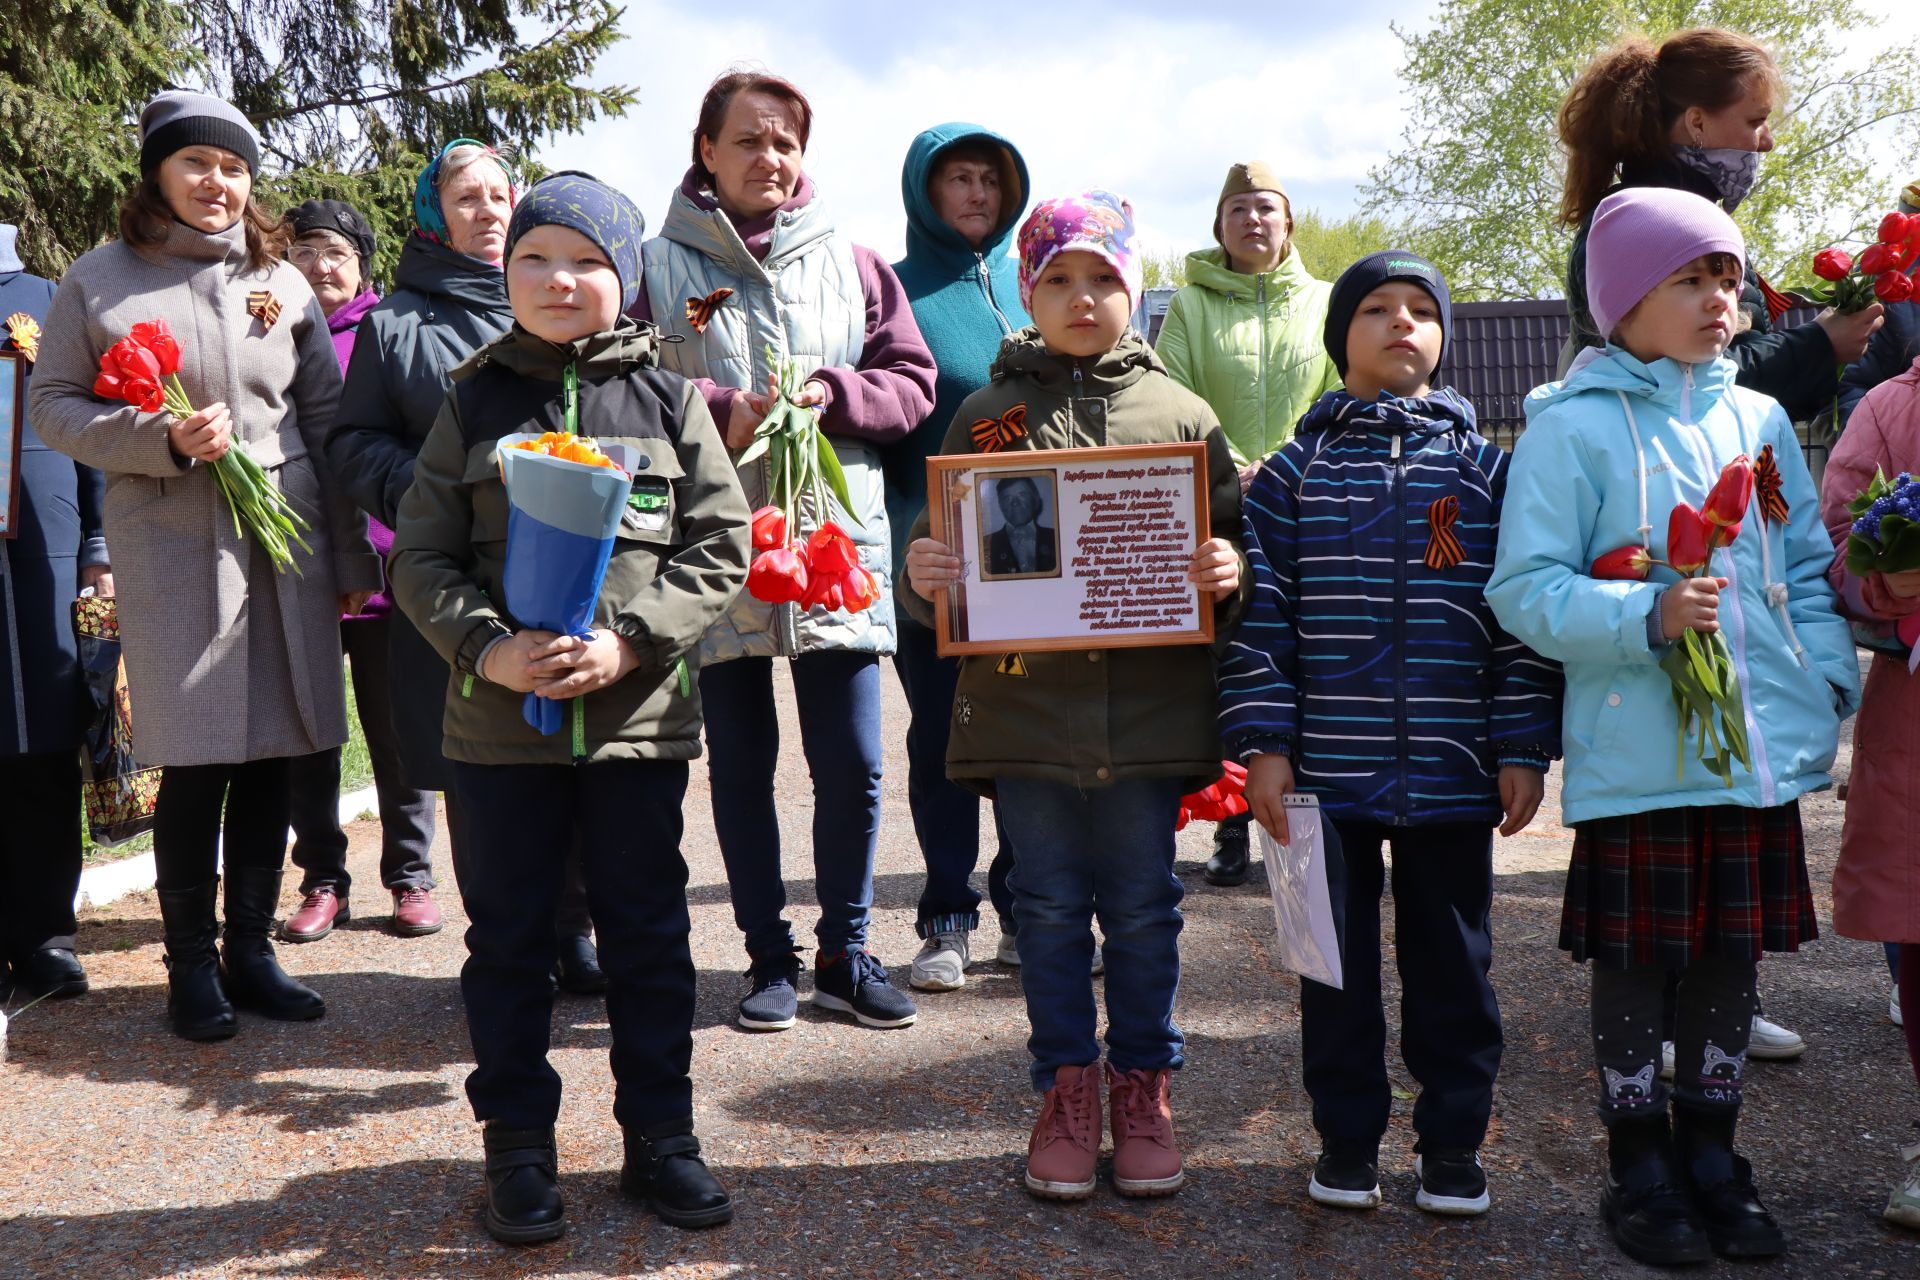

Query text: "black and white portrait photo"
[977, 470, 1060, 581]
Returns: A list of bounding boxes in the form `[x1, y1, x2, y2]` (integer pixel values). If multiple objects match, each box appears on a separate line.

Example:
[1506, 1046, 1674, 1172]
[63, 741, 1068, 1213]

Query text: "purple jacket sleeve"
[808, 247, 936, 445]
[626, 289, 742, 431]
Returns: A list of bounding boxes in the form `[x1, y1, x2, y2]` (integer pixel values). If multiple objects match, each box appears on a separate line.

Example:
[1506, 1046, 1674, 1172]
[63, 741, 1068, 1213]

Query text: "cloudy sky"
[540, 0, 1919, 262]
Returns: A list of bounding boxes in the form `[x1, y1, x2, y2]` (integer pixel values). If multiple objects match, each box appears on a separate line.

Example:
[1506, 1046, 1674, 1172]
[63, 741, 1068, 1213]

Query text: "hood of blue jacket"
[900, 123, 1029, 273]
[1527, 344, 1739, 420]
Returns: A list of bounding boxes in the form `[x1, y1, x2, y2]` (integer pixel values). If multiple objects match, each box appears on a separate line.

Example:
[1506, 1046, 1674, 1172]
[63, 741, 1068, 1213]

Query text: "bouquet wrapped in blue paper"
[497, 430, 636, 736]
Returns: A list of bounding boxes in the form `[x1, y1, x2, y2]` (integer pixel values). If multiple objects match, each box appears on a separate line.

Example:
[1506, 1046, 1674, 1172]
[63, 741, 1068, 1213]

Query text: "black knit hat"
[138, 90, 262, 176]
[1323, 249, 1452, 377]
[290, 199, 378, 273]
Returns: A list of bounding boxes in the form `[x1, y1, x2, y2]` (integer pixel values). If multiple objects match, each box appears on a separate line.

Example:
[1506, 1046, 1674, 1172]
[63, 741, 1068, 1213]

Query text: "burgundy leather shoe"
[280, 887, 347, 942]
[390, 887, 444, 937]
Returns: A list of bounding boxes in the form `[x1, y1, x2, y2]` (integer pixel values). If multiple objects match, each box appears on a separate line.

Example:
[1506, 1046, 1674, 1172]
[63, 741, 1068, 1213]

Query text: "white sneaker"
[1894, 987, 1904, 1029]
[1091, 945, 1105, 977]
[1886, 1134, 1920, 1230]
[1659, 1041, 1675, 1081]
[995, 929, 1021, 966]
[909, 930, 970, 992]
[1747, 1014, 1807, 1060]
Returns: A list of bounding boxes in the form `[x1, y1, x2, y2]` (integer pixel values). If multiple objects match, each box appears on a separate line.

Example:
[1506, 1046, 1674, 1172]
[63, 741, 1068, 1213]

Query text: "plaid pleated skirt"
[1560, 802, 1817, 968]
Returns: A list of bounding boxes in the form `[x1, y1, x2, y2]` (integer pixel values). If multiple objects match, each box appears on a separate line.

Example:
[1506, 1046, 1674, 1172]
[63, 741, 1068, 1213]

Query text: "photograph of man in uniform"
[979, 471, 1059, 580]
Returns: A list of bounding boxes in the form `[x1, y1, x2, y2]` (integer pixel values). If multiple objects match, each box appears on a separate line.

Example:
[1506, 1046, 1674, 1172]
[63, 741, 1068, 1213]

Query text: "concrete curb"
[74, 783, 383, 911]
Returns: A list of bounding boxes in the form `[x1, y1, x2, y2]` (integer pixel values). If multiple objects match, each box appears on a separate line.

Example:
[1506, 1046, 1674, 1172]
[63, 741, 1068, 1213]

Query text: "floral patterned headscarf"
[412, 138, 515, 244]
[1016, 189, 1141, 312]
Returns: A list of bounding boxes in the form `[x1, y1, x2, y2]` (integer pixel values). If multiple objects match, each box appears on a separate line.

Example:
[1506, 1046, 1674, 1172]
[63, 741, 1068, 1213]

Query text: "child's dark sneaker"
[813, 949, 918, 1028]
[1309, 1138, 1382, 1209]
[1415, 1149, 1490, 1216]
[737, 953, 800, 1032]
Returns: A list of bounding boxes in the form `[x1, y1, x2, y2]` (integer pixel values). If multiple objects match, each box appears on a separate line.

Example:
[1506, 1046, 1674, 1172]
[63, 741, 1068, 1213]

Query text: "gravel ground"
[3, 666, 1917, 1279]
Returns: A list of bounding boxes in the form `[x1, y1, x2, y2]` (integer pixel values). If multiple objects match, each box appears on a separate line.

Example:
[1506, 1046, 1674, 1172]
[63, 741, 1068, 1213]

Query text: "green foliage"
[1140, 250, 1188, 290]
[0, 1, 194, 275]
[1289, 208, 1406, 279]
[1367, 0, 1920, 299]
[1, 1, 635, 282]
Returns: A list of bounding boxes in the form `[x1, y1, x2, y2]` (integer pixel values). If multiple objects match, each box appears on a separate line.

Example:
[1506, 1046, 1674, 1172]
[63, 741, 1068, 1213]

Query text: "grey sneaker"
[1747, 1014, 1806, 1060]
[1886, 1129, 1920, 1230]
[909, 930, 971, 992]
[995, 928, 1022, 967]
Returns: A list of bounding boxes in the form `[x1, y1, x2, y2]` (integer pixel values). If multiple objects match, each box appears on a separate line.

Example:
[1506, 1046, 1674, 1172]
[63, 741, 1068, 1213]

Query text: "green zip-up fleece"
[898, 330, 1246, 798]
[390, 319, 752, 765]
[1156, 247, 1341, 466]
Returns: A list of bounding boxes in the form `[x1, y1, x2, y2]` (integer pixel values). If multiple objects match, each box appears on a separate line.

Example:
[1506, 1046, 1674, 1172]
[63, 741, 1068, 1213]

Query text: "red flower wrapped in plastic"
[1175, 761, 1249, 831]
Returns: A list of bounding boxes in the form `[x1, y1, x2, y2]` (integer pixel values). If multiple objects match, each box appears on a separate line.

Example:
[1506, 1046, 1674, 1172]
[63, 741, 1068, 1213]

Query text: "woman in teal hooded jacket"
[887, 123, 1030, 986]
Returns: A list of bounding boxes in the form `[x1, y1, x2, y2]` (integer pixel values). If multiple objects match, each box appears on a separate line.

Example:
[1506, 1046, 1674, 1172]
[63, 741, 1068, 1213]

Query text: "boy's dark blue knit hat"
[1323, 249, 1452, 377]
[506, 171, 647, 312]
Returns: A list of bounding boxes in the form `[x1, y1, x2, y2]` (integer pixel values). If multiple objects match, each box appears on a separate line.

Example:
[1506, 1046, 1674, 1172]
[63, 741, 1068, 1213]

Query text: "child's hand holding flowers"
[526, 630, 640, 699]
[1660, 576, 1730, 639]
[481, 628, 562, 693]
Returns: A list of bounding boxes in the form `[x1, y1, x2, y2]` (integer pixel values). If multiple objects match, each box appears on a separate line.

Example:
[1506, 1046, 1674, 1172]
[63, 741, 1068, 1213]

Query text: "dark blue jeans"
[997, 776, 1186, 1092]
[892, 619, 1013, 936]
[1302, 819, 1502, 1153]
[701, 651, 883, 960]
[451, 759, 694, 1131]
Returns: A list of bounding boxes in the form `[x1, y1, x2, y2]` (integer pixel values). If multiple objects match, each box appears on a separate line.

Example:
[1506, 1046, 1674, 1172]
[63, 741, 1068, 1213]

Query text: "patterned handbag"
[71, 595, 162, 845]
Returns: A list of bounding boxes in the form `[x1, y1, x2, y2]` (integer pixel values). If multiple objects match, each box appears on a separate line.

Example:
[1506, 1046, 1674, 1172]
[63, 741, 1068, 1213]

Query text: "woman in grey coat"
[30, 92, 379, 1041]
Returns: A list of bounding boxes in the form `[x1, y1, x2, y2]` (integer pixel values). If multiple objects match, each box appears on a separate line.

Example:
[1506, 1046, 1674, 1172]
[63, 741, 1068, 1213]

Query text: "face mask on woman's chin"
[1673, 146, 1761, 213]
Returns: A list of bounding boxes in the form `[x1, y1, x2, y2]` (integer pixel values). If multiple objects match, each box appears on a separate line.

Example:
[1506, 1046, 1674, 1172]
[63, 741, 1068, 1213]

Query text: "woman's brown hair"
[118, 172, 291, 272]
[689, 70, 814, 187]
[1557, 27, 1785, 226]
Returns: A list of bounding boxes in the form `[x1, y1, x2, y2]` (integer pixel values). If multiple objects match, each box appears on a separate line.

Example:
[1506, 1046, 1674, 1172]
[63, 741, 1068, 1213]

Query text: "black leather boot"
[554, 933, 608, 995]
[1673, 1104, 1786, 1258]
[157, 879, 237, 1042]
[221, 866, 325, 1021]
[1204, 821, 1250, 887]
[1600, 1111, 1712, 1267]
[620, 1118, 734, 1228]
[483, 1124, 565, 1243]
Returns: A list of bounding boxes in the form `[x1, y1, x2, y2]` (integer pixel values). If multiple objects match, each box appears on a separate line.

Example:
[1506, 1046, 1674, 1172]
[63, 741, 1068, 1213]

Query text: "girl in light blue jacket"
[1487, 188, 1858, 1268]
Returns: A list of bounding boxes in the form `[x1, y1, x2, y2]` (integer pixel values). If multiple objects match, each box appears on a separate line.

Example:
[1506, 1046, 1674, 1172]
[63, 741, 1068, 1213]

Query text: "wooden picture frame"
[0, 350, 23, 539]
[927, 442, 1214, 656]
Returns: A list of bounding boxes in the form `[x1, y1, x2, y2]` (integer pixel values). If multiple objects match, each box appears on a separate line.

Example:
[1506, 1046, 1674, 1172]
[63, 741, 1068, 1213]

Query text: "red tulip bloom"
[801, 566, 847, 612]
[745, 545, 810, 604]
[1861, 243, 1899, 276]
[94, 337, 167, 411]
[840, 564, 882, 612]
[1666, 502, 1714, 577]
[806, 520, 861, 574]
[1591, 545, 1654, 581]
[128, 319, 182, 376]
[1702, 454, 1753, 535]
[1812, 248, 1853, 282]
[1881, 212, 1914, 245]
[1876, 270, 1915, 303]
[749, 505, 787, 551]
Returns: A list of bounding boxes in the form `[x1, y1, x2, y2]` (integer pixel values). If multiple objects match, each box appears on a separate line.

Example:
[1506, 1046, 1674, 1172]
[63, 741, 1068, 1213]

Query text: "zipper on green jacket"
[1257, 275, 1270, 457]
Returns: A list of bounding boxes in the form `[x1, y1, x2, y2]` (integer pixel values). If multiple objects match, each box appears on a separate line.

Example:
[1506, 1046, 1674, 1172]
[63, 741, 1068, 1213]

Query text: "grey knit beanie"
[139, 91, 262, 176]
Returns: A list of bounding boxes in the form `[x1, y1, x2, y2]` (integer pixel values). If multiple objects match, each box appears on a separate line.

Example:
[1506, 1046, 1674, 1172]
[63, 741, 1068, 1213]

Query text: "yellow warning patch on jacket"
[995, 652, 1029, 678]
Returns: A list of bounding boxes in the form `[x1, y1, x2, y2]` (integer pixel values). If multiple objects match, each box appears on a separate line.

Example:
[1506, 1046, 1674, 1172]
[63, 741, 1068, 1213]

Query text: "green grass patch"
[79, 659, 373, 865]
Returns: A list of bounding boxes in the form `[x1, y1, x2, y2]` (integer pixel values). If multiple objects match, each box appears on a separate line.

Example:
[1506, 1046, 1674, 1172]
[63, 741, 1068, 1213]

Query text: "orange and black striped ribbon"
[1754, 270, 1797, 325]
[1424, 494, 1465, 570]
[970, 404, 1028, 453]
[246, 290, 282, 330]
[1754, 444, 1789, 525]
[684, 287, 734, 333]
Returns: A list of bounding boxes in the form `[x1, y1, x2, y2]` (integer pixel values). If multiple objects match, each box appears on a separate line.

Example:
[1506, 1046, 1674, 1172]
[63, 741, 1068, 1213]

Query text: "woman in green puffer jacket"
[1156, 161, 1339, 886]
[1157, 163, 1340, 483]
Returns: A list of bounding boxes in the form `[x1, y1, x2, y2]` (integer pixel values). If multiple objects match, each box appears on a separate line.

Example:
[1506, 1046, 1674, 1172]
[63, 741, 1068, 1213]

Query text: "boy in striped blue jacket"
[1220, 251, 1562, 1218]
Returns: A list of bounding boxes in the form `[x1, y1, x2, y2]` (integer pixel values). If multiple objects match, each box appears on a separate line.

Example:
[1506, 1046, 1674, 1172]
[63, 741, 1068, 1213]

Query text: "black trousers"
[0, 751, 84, 957]
[1301, 819, 1502, 1153]
[152, 758, 293, 891]
[287, 618, 437, 894]
[451, 758, 695, 1130]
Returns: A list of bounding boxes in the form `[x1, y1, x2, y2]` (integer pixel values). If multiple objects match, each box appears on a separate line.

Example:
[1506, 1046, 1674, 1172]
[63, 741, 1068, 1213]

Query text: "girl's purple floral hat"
[1017, 189, 1142, 312]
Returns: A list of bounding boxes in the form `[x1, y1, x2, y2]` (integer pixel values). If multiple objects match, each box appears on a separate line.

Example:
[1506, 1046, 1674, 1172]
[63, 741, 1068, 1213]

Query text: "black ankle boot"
[156, 879, 237, 1041]
[221, 867, 325, 1021]
[483, 1124, 565, 1243]
[620, 1118, 734, 1228]
[1600, 1111, 1712, 1267]
[554, 933, 607, 995]
[1673, 1104, 1785, 1258]
[1204, 821, 1250, 887]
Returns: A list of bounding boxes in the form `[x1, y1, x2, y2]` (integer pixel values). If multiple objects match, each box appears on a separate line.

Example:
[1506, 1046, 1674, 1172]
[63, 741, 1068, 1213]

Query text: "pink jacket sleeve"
[807, 247, 936, 445]
[1821, 387, 1920, 621]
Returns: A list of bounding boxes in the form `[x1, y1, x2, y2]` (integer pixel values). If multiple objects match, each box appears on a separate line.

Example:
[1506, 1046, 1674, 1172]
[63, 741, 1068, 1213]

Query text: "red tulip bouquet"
[94, 320, 312, 573]
[1591, 456, 1757, 784]
[737, 348, 881, 613]
[1175, 761, 1249, 831]
[1806, 212, 1920, 311]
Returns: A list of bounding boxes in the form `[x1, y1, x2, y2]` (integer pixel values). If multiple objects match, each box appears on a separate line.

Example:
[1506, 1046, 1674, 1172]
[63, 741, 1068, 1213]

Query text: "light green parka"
[1156, 246, 1340, 466]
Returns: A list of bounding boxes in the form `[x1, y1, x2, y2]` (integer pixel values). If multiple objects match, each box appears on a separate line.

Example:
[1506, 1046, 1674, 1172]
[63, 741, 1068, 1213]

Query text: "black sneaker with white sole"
[737, 953, 800, 1032]
[813, 949, 918, 1028]
[1415, 1149, 1490, 1216]
[1309, 1139, 1382, 1209]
